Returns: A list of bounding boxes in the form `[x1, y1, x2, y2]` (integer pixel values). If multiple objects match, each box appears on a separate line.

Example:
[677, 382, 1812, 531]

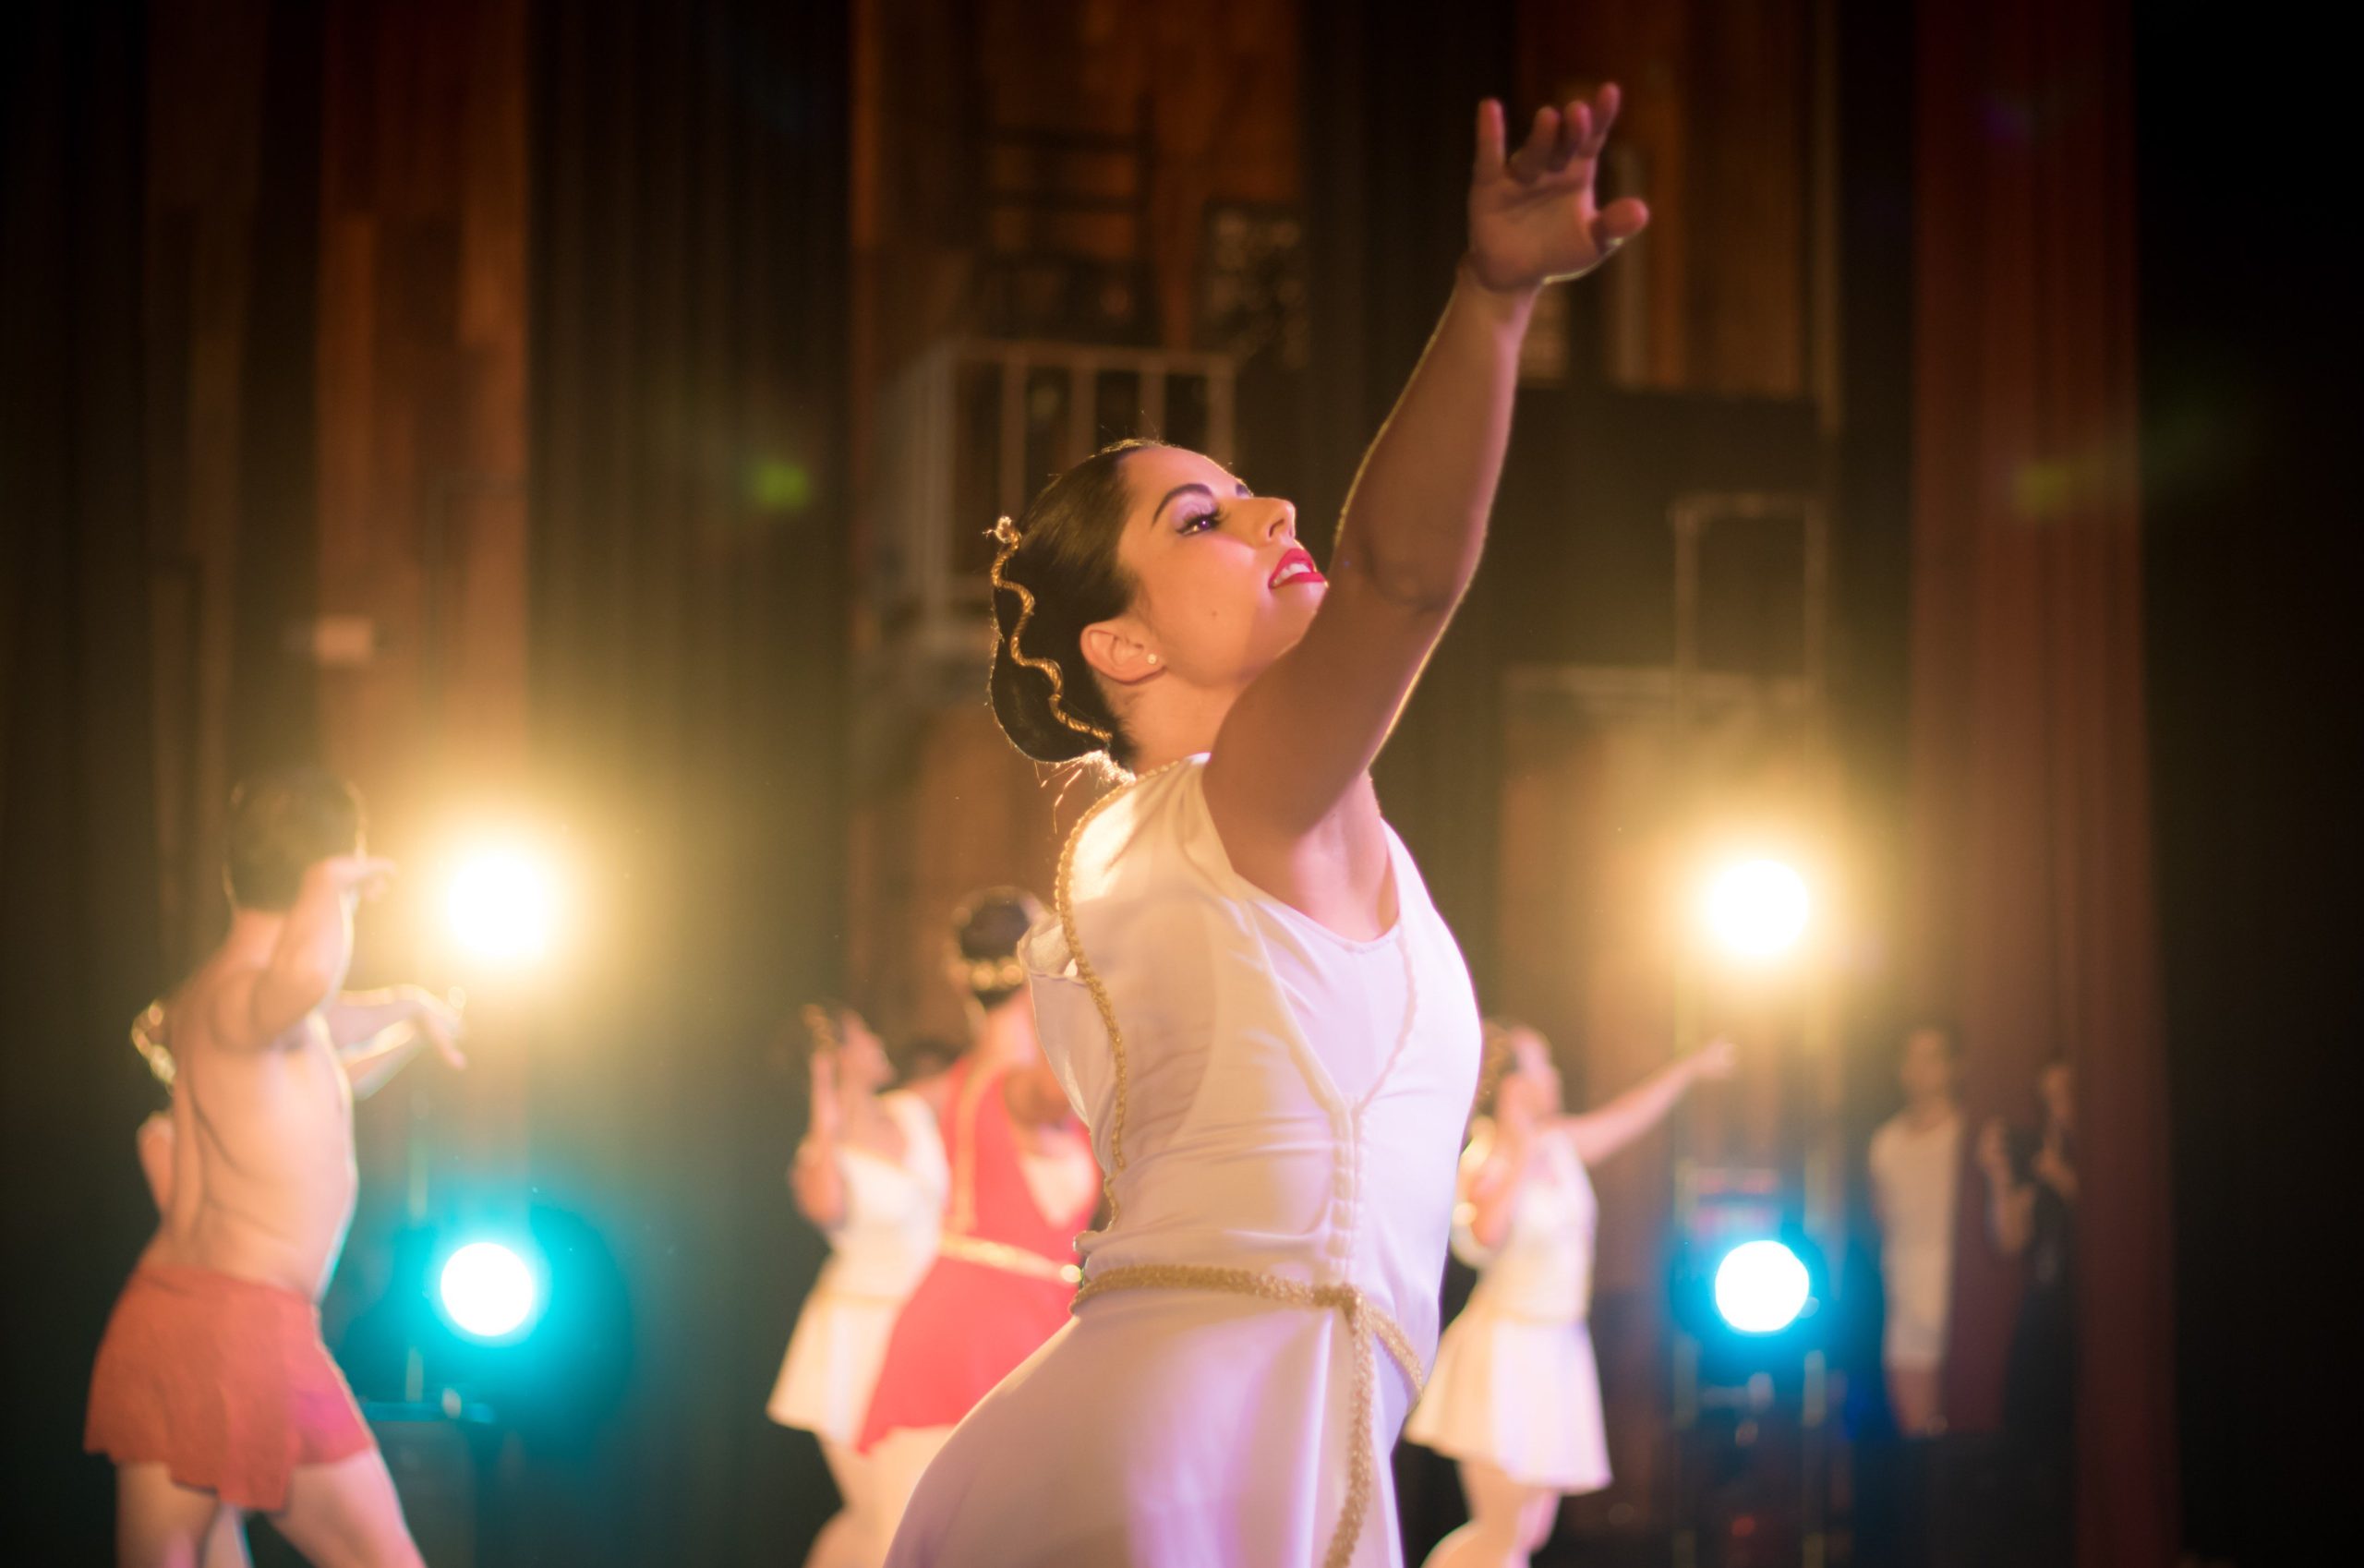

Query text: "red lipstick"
[1269, 547, 1325, 588]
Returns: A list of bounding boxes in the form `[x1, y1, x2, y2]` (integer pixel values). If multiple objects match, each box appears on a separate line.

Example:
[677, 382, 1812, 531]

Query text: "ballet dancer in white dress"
[883, 86, 1650, 1568]
[771, 1006, 948, 1568]
[1406, 1022, 1736, 1567]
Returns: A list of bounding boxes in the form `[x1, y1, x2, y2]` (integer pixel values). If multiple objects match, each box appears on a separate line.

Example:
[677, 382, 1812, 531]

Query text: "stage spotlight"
[1703, 858, 1810, 960]
[446, 844, 562, 967]
[438, 1241, 538, 1342]
[1713, 1239, 1812, 1335]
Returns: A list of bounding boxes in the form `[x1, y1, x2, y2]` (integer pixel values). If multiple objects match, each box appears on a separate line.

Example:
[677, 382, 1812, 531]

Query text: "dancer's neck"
[1903, 1094, 1958, 1129]
[969, 1003, 1040, 1071]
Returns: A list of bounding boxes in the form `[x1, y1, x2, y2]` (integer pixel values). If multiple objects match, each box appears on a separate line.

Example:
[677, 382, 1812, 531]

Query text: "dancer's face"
[1900, 1028, 1957, 1103]
[837, 1012, 892, 1093]
[2038, 1061, 2074, 1133]
[1496, 1031, 1564, 1121]
[1087, 447, 1320, 705]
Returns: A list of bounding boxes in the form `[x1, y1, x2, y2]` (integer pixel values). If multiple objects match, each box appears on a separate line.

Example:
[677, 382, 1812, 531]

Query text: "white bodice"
[815, 1089, 949, 1299]
[1023, 759, 1482, 1361]
[1868, 1110, 1962, 1260]
[1451, 1120, 1598, 1324]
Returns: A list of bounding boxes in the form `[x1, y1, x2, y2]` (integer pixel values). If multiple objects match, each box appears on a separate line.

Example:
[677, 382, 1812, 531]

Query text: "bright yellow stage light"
[1703, 857, 1811, 960]
[446, 844, 563, 967]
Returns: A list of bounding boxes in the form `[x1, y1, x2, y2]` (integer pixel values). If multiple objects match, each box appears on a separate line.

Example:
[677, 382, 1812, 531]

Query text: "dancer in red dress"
[87, 769, 465, 1568]
[855, 889, 1099, 1531]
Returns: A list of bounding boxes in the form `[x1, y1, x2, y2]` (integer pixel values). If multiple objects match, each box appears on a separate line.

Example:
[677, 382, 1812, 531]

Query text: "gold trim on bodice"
[1054, 761, 1427, 1568]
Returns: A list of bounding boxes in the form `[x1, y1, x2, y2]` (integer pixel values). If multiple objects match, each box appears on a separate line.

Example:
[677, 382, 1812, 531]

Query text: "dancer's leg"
[267, 1450, 424, 1568]
[115, 1463, 224, 1568]
[1419, 1459, 1554, 1568]
[804, 1437, 883, 1568]
[200, 1505, 251, 1568]
[1512, 1481, 1560, 1556]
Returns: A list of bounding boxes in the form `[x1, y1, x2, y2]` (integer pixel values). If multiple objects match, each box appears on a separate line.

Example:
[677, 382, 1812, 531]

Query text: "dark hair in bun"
[949, 886, 1044, 1010]
[987, 439, 1163, 769]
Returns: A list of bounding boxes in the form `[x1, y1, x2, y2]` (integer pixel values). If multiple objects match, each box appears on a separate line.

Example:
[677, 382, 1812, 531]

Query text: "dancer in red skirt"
[856, 889, 1099, 1534]
[87, 770, 465, 1568]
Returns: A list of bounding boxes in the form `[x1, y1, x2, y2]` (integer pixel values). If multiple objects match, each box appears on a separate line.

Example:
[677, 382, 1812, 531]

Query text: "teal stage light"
[438, 1240, 538, 1343]
[1712, 1239, 1812, 1335]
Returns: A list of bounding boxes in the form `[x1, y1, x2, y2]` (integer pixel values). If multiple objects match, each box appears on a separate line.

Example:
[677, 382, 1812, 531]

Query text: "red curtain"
[1908, 0, 2177, 1562]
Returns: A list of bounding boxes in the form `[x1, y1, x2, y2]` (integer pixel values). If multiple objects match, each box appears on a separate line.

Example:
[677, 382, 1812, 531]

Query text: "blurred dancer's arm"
[1462, 1117, 1532, 1254]
[1562, 1038, 1735, 1168]
[1978, 1119, 2036, 1254]
[329, 986, 466, 1097]
[216, 854, 392, 1049]
[791, 1049, 849, 1231]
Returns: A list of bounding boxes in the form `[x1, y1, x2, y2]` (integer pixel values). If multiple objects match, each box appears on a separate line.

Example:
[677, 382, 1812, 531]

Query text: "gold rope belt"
[1073, 1263, 1426, 1568]
[936, 1233, 1084, 1286]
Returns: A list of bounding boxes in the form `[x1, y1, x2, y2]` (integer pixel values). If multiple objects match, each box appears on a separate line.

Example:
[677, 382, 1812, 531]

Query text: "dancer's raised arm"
[1561, 1038, 1736, 1167]
[1205, 89, 1646, 850]
[219, 854, 392, 1048]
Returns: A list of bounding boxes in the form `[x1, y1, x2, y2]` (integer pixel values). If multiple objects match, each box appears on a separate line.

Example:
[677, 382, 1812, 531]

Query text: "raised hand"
[1466, 85, 1650, 294]
[2033, 1126, 2077, 1200]
[1692, 1036, 1740, 1081]
[806, 1048, 841, 1145]
[1977, 1117, 2015, 1183]
[408, 985, 468, 1071]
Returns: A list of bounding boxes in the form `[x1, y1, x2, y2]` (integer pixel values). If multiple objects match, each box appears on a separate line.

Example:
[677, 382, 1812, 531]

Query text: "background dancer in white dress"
[1407, 1022, 1736, 1568]
[1868, 1022, 1965, 1436]
[772, 1004, 948, 1568]
[884, 86, 1649, 1568]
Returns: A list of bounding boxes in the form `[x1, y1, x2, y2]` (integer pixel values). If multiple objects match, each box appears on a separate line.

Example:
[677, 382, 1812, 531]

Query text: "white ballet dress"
[1867, 1109, 1962, 1369]
[1404, 1119, 1611, 1493]
[769, 1090, 949, 1442]
[884, 758, 1481, 1568]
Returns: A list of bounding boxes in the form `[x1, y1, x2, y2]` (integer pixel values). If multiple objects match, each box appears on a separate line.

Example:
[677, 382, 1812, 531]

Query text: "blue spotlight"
[438, 1240, 539, 1343]
[1712, 1239, 1812, 1335]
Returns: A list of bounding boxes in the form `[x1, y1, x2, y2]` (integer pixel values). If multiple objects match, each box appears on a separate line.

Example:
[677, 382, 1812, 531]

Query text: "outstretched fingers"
[1581, 81, 1622, 157]
[1550, 99, 1591, 173]
[1479, 87, 1624, 185]
[1506, 104, 1562, 183]
[1473, 98, 1508, 181]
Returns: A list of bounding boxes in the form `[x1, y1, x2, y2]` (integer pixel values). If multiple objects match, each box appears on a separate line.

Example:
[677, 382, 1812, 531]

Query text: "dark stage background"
[2135, 5, 2355, 1563]
[6, 0, 2352, 1562]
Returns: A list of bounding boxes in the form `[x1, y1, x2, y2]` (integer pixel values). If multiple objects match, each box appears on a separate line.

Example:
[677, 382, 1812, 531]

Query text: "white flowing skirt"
[770, 1285, 904, 1446]
[1403, 1306, 1610, 1494]
[884, 1286, 1418, 1568]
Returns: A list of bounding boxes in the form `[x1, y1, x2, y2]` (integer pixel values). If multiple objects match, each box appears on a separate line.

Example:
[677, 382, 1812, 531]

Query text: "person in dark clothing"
[1977, 1055, 2077, 1566]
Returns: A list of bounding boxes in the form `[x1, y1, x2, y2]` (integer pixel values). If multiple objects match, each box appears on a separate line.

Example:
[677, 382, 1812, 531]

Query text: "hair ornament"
[988, 516, 1115, 746]
[131, 1000, 175, 1087]
[953, 954, 1030, 995]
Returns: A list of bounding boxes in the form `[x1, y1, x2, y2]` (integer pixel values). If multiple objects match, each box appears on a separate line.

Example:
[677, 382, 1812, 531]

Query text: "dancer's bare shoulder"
[150, 950, 357, 1297]
[176, 948, 315, 1059]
